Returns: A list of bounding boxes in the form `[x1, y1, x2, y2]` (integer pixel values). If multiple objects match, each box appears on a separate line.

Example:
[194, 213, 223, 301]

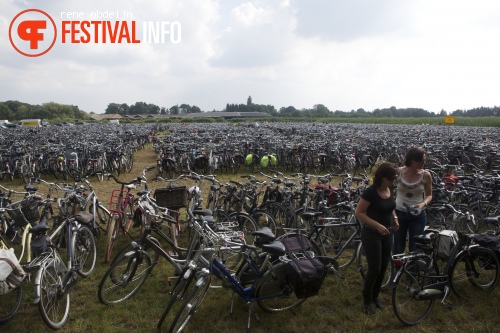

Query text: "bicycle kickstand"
[440, 286, 453, 310]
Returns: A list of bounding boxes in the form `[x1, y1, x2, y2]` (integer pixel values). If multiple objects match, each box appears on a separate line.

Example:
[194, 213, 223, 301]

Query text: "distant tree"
[0, 104, 13, 119]
[191, 105, 202, 113]
[440, 110, 447, 116]
[169, 105, 179, 115]
[247, 96, 252, 106]
[105, 103, 122, 114]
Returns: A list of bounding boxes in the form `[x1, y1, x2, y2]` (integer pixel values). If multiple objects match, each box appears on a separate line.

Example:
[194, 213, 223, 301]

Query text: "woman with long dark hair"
[355, 162, 399, 315]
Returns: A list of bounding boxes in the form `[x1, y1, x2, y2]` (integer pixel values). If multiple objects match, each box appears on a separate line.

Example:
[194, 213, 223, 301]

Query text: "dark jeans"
[393, 209, 427, 255]
[361, 227, 392, 304]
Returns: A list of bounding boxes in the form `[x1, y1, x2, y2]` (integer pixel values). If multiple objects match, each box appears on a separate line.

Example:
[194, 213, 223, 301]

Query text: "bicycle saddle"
[252, 227, 276, 243]
[192, 209, 213, 216]
[261, 241, 286, 256]
[483, 216, 500, 226]
[29, 219, 50, 233]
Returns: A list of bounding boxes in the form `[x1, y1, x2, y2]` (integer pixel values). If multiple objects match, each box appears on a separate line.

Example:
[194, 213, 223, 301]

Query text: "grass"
[1, 144, 500, 333]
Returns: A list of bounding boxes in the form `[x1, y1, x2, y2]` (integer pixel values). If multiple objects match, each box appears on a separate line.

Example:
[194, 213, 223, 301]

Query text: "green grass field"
[1, 143, 500, 333]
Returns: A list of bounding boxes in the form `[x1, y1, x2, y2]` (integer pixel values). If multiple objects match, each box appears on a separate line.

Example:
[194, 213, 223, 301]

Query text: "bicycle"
[23, 211, 97, 329]
[391, 229, 500, 326]
[157, 217, 340, 333]
[97, 191, 184, 305]
[104, 168, 154, 263]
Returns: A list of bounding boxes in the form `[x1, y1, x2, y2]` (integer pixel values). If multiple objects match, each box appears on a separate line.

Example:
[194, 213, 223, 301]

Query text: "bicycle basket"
[7, 197, 41, 228]
[109, 190, 131, 214]
[154, 186, 187, 209]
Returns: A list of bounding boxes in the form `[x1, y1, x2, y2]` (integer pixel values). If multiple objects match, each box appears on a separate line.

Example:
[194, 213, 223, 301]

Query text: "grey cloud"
[292, 0, 408, 42]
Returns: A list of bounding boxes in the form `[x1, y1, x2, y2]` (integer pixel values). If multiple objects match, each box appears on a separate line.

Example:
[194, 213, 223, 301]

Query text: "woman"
[355, 162, 399, 315]
[393, 147, 433, 255]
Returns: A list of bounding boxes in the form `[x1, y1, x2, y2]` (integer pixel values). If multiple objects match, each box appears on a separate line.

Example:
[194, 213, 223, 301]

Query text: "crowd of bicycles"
[0, 123, 159, 183]
[1, 121, 500, 331]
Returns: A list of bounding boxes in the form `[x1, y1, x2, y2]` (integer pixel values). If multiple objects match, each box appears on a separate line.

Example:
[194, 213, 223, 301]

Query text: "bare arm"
[418, 171, 433, 210]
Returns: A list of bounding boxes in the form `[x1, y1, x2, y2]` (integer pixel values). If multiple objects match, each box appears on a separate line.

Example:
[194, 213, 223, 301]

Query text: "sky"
[1, 0, 500, 114]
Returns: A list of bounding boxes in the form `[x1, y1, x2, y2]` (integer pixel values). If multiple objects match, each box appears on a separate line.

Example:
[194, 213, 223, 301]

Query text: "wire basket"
[7, 198, 40, 228]
[154, 186, 187, 209]
[109, 190, 131, 214]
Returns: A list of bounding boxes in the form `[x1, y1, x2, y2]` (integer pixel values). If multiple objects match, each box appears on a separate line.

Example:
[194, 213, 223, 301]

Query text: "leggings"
[361, 227, 392, 304]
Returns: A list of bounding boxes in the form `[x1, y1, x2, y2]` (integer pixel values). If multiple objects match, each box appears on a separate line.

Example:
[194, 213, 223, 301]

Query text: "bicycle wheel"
[356, 242, 393, 289]
[89, 202, 110, 226]
[157, 268, 198, 329]
[72, 225, 97, 278]
[314, 223, 358, 268]
[122, 201, 134, 233]
[105, 214, 120, 263]
[449, 246, 500, 299]
[21, 164, 30, 184]
[252, 211, 277, 235]
[98, 250, 153, 305]
[392, 261, 434, 326]
[167, 274, 211, 333]
[268, 203, 289, 237]
[0, 285, 22, 323]
[228, 212, 258, 245]
[38, 260, 70, 329]
[256, 261, 306, 312]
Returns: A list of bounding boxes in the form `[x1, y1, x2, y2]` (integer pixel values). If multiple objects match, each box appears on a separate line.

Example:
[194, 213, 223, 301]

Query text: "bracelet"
[393, 216, 398, 219]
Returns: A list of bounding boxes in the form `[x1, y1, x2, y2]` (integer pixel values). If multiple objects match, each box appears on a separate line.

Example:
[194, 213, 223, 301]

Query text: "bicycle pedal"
[442, 300, 453, 310]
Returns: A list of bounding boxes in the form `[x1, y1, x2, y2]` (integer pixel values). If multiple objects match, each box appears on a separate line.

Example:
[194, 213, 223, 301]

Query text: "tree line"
[105, 97, 500, 118]
[1, 98, 500, 121]
[0, 101, 89, 121]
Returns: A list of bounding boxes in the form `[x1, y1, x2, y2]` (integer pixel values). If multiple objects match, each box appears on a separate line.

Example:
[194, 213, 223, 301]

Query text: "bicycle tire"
[38, 260, 70, 329]
[313, 222, 358, 269]
[167, 274, 211, 333]
[267, 203, 289, 237]
[252, 210, 278, 235]
[89, 202, 110, 226]
[256, 261, 307, 312]
[392, 261, 434, 326]
[0, 285, 22, 323]
[449, 246, 500, 299]
[121, 200, 134, 233]
[21, 164, 30, 184]
[228, 212, 258, 245]
[356, 242, 393, 290]
[98, 250, 153, 305]
[72, 225, 97, 278]
[157, 268, 197, 329]
[105, 214, 120, 263]
[110, 236, 162, 270]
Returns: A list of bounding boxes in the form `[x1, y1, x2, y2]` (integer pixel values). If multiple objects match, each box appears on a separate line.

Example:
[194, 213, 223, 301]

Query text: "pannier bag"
[280, 235, 325, 299]
[473, 233, 500, 260]
[245, 154, 254, 165]
[437, 230, 458, 261]
[0, 248, 27, 295]
[30, 234, 51, 255]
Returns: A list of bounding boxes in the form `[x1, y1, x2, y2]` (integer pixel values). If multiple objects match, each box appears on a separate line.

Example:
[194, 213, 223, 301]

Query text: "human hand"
[391, 221, 399, 232]
[378, 226, 391, 236]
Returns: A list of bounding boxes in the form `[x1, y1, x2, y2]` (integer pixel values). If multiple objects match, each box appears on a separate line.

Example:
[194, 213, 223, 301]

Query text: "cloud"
[1, 0, 500, 114]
